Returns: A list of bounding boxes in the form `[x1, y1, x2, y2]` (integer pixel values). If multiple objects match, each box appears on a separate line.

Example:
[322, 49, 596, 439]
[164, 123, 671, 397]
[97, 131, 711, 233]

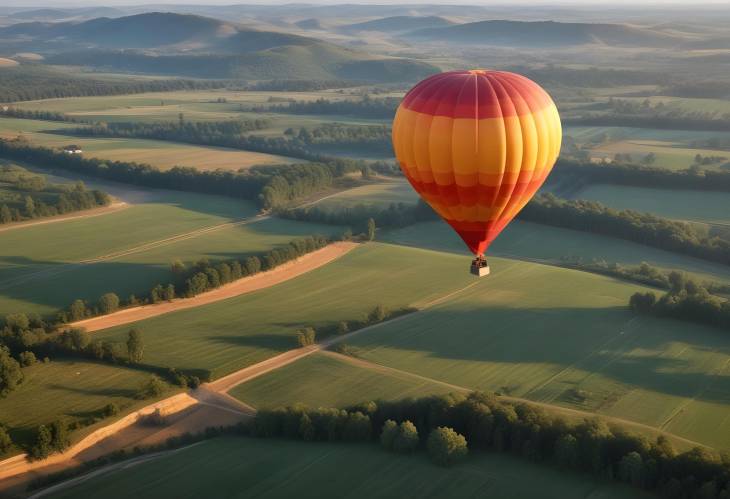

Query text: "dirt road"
[71, 242, 358, 332]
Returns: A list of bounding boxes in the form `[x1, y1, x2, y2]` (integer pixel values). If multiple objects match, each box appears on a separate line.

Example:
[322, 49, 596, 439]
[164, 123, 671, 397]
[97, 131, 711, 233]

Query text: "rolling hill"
[0, 12, 439, 82]
[339, 15, 454, 33]
[408, 19, 685, 47]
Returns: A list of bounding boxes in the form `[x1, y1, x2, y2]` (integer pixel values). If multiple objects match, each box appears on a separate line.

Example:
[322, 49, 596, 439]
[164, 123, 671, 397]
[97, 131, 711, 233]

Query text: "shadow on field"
[207, 333, 293, 351]
[348, 306, 730, 406]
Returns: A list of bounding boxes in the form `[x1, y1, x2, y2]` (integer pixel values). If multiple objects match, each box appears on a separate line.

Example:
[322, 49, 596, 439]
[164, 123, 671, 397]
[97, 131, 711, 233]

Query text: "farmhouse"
[62, 144, 83, 154]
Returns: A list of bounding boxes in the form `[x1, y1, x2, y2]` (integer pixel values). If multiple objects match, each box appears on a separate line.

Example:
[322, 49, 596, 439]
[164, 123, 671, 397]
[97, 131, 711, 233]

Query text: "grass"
[43, 437, 648, 499]
[313, 178, 418, 212]
[573, 184, 730, 226]
[0, 358, 164, 451]
[383, 220, 730, 285]
[230, 352, 454, 409]
[0, 215, 338, 316]
[92, 243, 476, 379]
[341, 256, 730, 449]
[589, 139, 728, 170]
[0, 191, 257, 316]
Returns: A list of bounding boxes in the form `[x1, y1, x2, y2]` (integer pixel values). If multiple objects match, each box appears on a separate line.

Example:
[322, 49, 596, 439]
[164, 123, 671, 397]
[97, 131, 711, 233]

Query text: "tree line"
[0, 66, 228, 103]
[266, 95, 400, 119]
[554, 158, 730, 192]
[248, 391, 730, 497]
[520, 193, 730, 265]
[0, 107, 87, 123]
[630, 273, 730, 332]
[0, 139, 365, 210]
[0, 165, 111, 225]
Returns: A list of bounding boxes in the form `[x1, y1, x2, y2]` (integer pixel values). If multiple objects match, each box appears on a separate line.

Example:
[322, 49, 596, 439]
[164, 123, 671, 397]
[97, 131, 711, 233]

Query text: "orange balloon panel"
[392, 70, 561, 255]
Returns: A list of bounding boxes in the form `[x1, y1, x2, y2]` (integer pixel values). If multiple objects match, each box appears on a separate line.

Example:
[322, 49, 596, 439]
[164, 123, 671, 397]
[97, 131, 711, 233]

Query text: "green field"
[574, 184, 730, 227]
[383, 220, 730, 286]
[0, 215, 338, 316]
[93, 244, 475, 378]
[0, 119, 301, 171]
[230, 352, 453, 409]
[44, 437, 648, 499]
[313, 179, 418, 211]
[337, 257, 730, 449]
[0, 359, 166, 450]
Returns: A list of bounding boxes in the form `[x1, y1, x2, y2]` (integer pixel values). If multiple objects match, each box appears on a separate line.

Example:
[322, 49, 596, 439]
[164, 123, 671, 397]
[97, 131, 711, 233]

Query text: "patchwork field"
[230, 351, 453, 409]
[43, 438, 648, 499]
[0, 359, 165, 450]
[92, 244, 476, 379]
[338, 257, 730, 449]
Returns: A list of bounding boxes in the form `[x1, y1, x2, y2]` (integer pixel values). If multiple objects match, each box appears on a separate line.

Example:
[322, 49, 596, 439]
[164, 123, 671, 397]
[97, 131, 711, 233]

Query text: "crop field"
[230, 352, 453, 409]
[313, 179, 418, 211]
[0, 215, 338, 316]
[383, 220, 730, 285]
[573, 184, 730, 226]
[44, 438, 648, 499]
[0, 359, 162, 450]
[0, 191, 256, 315]
[588, 139, 728, 170]
[341, 257, 730, 449]
[621, 95, 730, 114]
[0, 125, 302, 171]
[92, 244, 475, 379]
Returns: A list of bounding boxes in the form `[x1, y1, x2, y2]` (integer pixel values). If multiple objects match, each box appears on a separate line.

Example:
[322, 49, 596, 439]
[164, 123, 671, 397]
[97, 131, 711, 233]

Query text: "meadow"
[229, 351, 454, 409]
[44, 438, 648, 499]
[573, 184, 730, 226]
[313, 178, 418, 211]
[0, 358, 165, 450]
[340, 257, 730, 449]
[92, 243, 476, 379]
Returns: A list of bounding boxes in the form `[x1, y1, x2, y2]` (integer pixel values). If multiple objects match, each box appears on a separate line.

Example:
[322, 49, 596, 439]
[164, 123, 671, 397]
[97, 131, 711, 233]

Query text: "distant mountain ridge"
[1, 12, 438, 82]
[408, 19, 685, 47]
[339, 15, 454, 33]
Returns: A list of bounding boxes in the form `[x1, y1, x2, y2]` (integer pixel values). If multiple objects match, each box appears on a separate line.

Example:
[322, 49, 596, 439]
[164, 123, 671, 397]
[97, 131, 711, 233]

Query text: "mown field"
[230, 351, 453, 409]
[0, 358, 167, 451]
[44, 438, 648, 499]
[336, 257, 730, 449]
[92, 244, 476, 379]
[313, 179, 418, 211]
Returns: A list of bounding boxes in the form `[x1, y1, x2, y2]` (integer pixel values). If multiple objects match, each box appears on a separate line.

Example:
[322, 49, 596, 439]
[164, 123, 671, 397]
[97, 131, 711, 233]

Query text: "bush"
[296, 327, 316, 347]
[427, 427, 468, 466]
[393, 421, 419, 453]
[136, 376, 166, 399]
[0, 424, 12, 454]
[18, 350, 36, 367]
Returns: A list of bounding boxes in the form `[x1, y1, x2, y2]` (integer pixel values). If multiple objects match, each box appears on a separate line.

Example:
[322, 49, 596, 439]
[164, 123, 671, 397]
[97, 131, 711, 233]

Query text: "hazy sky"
[6, 0, 729, 6]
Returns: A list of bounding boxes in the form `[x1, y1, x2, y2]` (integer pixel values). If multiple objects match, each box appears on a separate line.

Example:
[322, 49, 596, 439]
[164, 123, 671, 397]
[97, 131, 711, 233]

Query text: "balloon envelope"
[392, 70, 561, 255]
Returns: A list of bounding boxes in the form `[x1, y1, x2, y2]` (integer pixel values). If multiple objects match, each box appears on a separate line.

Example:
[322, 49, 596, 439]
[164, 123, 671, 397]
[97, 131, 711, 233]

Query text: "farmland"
[313, 178, 418, 211]
[43, 438, 648, 499]
[92, 244, 475, 378]
[230, 351, 454, 409]
[0, 359, 166, 450]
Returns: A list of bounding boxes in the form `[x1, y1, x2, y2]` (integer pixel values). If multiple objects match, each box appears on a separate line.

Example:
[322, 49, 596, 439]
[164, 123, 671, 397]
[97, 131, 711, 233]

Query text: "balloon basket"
[470, 258, 490, 277]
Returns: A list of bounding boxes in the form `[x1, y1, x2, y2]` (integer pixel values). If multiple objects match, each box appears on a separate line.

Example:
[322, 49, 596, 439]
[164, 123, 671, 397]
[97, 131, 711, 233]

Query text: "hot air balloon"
[392, 70, 561, 276]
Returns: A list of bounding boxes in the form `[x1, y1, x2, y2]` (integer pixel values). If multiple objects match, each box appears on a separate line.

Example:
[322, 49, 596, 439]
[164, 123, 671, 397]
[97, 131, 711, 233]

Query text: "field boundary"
[0, 201, 128, 233]
[71, 241, 359, 332]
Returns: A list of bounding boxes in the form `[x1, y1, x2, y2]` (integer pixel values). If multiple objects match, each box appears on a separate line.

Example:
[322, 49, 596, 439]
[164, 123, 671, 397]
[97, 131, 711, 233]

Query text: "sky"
[5, 0, 729, 6]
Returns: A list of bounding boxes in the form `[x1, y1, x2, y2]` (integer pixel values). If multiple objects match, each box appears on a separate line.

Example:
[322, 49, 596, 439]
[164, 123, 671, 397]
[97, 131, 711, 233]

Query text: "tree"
[29, 425, 53, 460]
[69, 299, 86, 321]
[23, 195, 35, 218]
[668, 271, 686, 294]
[380, 419, 398, 450]
[299, 413, 315, 441]
[0, 425, 12, 454]
[163, 284, 175, 301]
[19, 351, 36, 367]
[0, 204, 11, 224]
[342, 411, 371, 441]
[127, 328, 144, 363]
[368, 304, 386, 323]
[0, 346, 23, 397]
[99, 292, 120, 315]
[554, 434, 578, 467]
[427, 427, 468, 466]
[619, 451, 644, 487]
[367, 217, 376, 241]
[50, 419, 70, 452]
[393, 421, 419, 453]
[296, 327, 316, 347]
[336, 321, 349, 335]
[137, 376, 165, 399]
